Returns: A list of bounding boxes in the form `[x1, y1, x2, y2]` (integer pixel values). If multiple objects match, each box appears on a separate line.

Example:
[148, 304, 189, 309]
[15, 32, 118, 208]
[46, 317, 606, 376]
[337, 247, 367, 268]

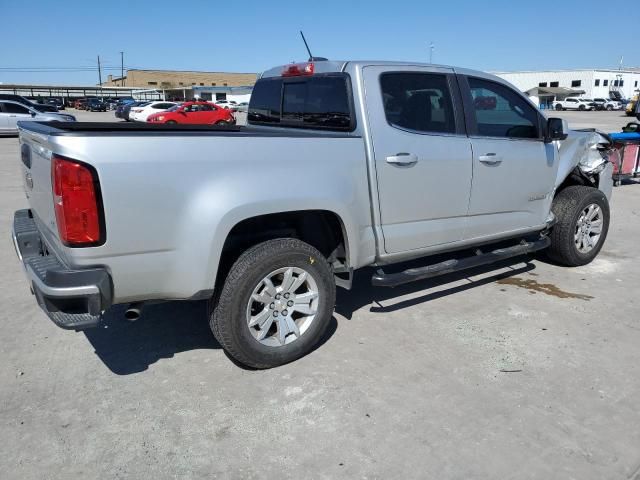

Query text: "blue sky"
[1, 0, 636, 85]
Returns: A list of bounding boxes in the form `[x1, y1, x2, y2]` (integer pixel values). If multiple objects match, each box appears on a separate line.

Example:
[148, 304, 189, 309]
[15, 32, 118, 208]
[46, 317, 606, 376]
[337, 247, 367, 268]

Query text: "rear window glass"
[249, 74, 354, 131]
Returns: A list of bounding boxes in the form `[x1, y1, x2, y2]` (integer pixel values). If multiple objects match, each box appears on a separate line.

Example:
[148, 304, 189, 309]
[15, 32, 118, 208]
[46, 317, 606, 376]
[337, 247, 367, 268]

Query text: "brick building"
[102, 69, 257, 89]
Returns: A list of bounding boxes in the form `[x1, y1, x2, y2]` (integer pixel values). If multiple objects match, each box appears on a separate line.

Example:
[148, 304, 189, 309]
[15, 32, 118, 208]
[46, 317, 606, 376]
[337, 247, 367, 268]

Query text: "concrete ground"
[1, 109, 639, 479]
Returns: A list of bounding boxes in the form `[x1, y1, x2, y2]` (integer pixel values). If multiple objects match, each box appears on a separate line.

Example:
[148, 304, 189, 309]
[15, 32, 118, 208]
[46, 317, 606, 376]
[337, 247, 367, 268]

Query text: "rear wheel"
[166, 120, 177, 125]
[579, 105, 586, 111]
[555, 104, 563, 111]
[215, 120, 229, 126]
[209, 238, 336, 368]
[547, 186, 609, 266]
[606, 105, 613, 111]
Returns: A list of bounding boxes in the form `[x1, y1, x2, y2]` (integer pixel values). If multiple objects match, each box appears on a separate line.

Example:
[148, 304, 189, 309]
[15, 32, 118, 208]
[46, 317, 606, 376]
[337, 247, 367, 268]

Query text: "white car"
[593, 98, 622, 111]
[553, 98, 595, 111]
[215, 100, 238, 110]
[0, 100, 75, 135]
[130, 101, 177, 122]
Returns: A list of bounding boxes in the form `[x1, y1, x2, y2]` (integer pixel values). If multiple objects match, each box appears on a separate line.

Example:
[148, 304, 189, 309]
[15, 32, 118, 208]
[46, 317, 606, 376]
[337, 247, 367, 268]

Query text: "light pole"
[429, 42, 435, 64]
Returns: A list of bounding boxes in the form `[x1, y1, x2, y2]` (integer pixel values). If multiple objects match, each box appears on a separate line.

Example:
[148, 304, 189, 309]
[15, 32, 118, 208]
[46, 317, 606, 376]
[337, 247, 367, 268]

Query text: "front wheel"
[579, 105, 586, 111]
[215, 120, 229, 126]
[606, 105, 613, 111]
[547, 186, 610, 266]
[209, 238, 336, 368]
[555, 104, 563, 111]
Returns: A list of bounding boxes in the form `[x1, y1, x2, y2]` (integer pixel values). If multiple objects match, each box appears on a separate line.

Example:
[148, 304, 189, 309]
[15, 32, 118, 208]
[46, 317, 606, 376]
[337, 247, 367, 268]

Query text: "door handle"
[386, 153, 418, 166]
[478, 153, 503, 165]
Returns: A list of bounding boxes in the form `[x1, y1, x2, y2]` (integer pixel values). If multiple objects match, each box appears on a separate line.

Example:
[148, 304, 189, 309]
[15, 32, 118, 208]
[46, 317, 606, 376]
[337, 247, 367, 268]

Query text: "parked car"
[234, 102, 249, 113]
[45, 97, 65, 110]
[12, 60, 615, 368]
[119, 101, 149, 121]
[215, 100, 238, 110]
[86, 98, 107, 112]
[74, 99, 88, 110]
[147, 101, 235, 125]
[592, 98, 621, 111]
[0, 100, 75, 135]
[0, 94, 59, 113]
[554, 98, 595, 111]
[130, 101, 177, 122]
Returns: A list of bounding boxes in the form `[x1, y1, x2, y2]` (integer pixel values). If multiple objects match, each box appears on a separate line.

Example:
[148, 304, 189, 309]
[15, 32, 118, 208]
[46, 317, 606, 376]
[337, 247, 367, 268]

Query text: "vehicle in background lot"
[130, 101, 177, 122]
[0, 100, 75, 135]
[74, 99, 88, 110]
[215, 100, 237, 110]
[45, 97, 65, 110]
[13, 60, 615, 369]
[119, 101, 149, 121]
[147, 101, 235, 125]
[593, 98, 621, 111]
[86, 98, 107, 112]
[554, 97, 595, 111]
[0, 94, 59, 113]
[234, 101, 249, 113]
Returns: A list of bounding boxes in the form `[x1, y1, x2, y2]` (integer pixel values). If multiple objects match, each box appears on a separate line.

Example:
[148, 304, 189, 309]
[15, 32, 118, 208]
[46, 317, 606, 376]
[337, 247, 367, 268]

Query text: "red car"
[146, 101, 235, 125]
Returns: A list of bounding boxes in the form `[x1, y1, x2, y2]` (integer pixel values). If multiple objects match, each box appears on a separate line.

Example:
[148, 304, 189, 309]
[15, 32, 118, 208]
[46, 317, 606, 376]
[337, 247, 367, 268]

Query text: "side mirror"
[546, 117, 569, 142]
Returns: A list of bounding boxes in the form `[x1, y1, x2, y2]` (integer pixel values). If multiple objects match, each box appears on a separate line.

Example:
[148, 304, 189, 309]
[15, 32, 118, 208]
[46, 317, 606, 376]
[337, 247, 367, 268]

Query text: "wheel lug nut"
[273, 311, 279, 317]
[287, 300, 294, 307]
[269, 303, 275, 309]
[282, 310, 288, 316]
[284, 293, 290, 299]
[275, 294, 281, 300]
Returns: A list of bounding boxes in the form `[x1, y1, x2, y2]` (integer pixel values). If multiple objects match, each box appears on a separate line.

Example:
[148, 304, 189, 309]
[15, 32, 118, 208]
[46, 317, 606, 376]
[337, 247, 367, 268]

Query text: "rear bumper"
[12, 209, 112, 330]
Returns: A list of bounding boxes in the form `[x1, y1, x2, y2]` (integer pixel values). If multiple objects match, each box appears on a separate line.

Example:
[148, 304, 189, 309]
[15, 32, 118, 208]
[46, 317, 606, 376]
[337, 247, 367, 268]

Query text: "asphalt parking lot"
[1, 109, 640, 479]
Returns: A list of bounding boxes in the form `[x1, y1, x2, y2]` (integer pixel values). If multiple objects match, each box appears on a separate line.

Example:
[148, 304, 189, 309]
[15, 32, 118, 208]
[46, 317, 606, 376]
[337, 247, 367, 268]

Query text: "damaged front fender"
[555, 129, 615, 200]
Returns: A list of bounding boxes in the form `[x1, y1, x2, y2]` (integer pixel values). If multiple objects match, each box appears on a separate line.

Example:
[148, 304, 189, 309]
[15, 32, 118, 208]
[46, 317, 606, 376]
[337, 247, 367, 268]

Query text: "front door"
[363, 66, 473, 254]
[460, 75, 559, 240]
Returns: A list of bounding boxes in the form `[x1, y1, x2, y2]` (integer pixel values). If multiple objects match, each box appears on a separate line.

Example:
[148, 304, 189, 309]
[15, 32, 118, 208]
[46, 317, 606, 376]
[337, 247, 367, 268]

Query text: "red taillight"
[52, 156, 104, 246]
[282, 62, 314, 77]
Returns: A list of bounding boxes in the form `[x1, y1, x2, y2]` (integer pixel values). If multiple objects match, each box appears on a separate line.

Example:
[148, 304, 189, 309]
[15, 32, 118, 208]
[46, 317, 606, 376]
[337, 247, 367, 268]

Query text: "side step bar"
[371, 236, 550, 288]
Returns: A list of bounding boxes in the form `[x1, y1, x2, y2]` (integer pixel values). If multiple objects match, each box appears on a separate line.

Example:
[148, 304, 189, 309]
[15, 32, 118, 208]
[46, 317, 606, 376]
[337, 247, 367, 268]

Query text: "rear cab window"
[248, 73, 355, 131]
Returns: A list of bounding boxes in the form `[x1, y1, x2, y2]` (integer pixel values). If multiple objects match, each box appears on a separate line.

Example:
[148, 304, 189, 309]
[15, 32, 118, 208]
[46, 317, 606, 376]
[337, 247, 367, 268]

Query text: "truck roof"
[260, 60, 506, 85]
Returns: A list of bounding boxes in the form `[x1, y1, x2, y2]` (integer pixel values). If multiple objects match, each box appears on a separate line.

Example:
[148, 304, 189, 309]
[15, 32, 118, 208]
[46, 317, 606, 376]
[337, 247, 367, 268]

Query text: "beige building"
[102, 69, 257, 89]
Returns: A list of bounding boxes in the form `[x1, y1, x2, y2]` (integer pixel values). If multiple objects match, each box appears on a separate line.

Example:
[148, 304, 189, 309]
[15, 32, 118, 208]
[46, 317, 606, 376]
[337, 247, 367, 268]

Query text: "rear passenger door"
[459, 75, 558, 240]
[363, 66, 473, 253]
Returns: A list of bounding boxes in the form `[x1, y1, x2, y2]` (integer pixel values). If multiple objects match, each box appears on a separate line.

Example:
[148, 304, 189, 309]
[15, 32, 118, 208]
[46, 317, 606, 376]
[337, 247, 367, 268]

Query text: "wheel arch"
[211, 209, 353, 294]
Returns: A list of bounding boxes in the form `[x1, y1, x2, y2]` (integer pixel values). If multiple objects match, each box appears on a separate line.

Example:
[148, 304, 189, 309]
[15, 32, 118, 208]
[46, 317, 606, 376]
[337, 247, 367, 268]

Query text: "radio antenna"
[300, 31, 314, 61]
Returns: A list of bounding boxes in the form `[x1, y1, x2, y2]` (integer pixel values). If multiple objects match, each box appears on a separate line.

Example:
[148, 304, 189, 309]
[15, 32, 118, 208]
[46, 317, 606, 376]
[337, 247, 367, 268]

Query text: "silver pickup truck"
[13, 60, 615, 368]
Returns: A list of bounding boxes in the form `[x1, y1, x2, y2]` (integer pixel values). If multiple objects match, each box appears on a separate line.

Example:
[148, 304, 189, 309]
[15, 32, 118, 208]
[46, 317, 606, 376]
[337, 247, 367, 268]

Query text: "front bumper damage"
[12, 209, 112, 330]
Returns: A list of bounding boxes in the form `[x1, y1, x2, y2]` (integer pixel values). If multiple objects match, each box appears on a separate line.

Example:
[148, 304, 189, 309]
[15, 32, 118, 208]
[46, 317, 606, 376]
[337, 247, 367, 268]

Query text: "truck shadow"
[83, 300, 338, 375]
[84, 256, 535, 375]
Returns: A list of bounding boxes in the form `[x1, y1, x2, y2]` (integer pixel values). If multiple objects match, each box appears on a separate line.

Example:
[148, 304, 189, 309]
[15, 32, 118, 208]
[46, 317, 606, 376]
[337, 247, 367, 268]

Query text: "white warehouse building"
[493, 69, 640, 109]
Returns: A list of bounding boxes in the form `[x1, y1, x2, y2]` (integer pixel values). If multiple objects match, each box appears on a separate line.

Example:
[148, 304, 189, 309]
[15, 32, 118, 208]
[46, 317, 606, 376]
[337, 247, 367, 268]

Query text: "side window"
[467, 77, 539, 139]
[200, 104, 214, 111]
[380, 72, 456, 134]
[2, 102, 30, 114]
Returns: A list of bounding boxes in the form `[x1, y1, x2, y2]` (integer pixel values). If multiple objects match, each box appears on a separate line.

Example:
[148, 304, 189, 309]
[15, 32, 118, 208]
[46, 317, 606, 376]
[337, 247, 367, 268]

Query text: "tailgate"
[19, 128, 59, 242]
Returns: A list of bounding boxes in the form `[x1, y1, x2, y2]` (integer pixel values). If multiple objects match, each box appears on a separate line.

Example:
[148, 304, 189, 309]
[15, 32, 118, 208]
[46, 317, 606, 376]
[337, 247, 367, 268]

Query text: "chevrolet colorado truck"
[13, 60, 615, 368]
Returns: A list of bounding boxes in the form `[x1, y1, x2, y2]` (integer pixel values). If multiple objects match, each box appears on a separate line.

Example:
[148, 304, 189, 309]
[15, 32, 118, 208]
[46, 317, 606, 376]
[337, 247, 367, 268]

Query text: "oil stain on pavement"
[496, 277, 593, 300]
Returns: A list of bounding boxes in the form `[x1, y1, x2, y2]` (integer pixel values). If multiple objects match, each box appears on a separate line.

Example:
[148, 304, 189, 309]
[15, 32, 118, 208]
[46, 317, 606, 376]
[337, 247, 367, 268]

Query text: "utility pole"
[120, 51, 125, 86]
[429, 42, 435, 64]
[97, 55, 103, 100]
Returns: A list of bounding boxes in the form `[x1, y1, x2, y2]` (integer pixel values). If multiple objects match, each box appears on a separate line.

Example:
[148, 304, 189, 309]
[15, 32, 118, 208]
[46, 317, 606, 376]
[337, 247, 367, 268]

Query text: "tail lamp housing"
[52, 155, 105, 247]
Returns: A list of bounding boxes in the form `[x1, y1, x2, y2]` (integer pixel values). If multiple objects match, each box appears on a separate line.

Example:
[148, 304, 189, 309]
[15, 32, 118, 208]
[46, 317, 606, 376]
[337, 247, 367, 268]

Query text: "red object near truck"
[146, 101, 235, 125]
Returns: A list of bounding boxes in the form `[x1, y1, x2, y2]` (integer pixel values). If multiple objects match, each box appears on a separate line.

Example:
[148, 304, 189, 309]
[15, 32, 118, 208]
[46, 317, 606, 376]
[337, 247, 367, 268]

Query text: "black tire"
[606, 105, 613, 111]
[579, 105, 586, 111]
[209, 238, 336, 368]
[547, 186, 610, 266]
[166, 120, 177, 125]
[215, 120, 229, 126]
[555, 104, 563, 111]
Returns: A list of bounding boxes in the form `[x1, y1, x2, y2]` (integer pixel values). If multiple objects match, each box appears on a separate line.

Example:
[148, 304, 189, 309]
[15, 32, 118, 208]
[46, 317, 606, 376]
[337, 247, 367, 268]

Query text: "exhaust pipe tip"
[124, 303, 144, 322]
